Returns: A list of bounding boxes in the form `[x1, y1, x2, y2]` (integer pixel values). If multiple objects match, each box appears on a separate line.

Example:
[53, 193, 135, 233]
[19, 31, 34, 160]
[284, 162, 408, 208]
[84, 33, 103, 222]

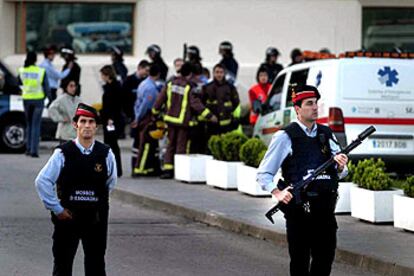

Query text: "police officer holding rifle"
[257, 85, 348, 276]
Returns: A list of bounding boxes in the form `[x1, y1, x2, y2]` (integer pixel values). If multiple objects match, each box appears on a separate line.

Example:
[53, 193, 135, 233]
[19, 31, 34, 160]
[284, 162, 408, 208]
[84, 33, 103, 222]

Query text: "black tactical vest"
[56, 141, 110, 216]
[281, 122, 338, 196]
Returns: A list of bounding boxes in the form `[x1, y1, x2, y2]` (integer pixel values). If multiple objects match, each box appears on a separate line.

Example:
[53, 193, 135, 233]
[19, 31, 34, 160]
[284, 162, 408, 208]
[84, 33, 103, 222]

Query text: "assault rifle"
[265, 126, 376, 224]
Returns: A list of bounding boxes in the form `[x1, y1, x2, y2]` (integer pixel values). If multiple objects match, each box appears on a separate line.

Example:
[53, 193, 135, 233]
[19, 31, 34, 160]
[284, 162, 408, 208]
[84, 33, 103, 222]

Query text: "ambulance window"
[265, 74, 285, 113]
[286, 69, 309, 107]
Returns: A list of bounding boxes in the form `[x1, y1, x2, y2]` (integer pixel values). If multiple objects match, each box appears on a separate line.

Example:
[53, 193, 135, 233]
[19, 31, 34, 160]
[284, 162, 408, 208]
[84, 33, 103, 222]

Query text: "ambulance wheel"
[0, 115, 26, 153]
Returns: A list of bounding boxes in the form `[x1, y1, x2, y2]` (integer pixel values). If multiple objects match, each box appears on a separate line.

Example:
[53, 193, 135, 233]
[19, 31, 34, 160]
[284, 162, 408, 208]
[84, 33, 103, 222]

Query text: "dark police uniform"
[35, 103, 116, 276]
[53, 141, 110, 276]
[279, 122, 338, 276]
[257, 85, 347, 276]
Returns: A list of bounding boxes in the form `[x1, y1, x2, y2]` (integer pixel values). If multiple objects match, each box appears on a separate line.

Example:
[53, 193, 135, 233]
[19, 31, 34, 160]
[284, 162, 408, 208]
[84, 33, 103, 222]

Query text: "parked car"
[0, 60, 56, 153]
[253, 52, 414, 172]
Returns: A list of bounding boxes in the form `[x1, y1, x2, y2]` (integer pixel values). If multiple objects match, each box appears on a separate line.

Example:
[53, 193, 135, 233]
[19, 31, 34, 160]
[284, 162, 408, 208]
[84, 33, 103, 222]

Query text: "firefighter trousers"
[163, 125, 189, 170]
[133, 121, 160, 176]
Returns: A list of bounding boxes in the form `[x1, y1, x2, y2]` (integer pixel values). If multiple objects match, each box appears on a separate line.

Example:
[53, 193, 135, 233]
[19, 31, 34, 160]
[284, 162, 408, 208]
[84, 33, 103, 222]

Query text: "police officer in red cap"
[35, 103, 117, 276]
[257, 85, 348, 276]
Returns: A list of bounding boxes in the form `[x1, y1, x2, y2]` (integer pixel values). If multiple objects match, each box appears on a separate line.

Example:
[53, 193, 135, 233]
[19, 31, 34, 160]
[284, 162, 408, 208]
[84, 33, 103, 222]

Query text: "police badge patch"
[94, 163, 103, 172]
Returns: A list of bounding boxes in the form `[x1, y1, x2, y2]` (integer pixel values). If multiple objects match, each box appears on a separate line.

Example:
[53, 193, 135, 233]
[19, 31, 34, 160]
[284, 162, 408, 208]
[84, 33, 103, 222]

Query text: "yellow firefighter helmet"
[148, 120, 166, 139]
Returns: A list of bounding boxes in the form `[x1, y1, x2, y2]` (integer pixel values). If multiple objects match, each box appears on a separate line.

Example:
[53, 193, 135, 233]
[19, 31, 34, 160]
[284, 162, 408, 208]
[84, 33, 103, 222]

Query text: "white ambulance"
[253, 52, 414, 171]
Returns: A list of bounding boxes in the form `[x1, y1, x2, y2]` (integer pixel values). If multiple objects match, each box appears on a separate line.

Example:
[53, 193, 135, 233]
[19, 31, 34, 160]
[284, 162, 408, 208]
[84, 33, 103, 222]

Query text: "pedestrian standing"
[248, 68, 271, 125]
[146, 44, 169, 81]
[111, 46, 128, 83]
[289, 48, 303, 67]
[172, 58, 184, 78]
[152, 62, 217, 179]
[122, 60, 150, 122]
[35, 103, 117, 276]
[48, 80, 82, 143]
[256, 85, 348, 276]
[259, 47, 284, 84]
[39, 45, 72, 105]
[218, 41, 238, 84]
[202, 63, 241, 137]
[100, 65, 123, 177]
[60, 46, 81, 96]
[18, 51, 51, 157]
[122, 60, 150, 170]
[132, 65, 162, 176]
[188, 63, 209, 154]
[187, 45, 203, 68]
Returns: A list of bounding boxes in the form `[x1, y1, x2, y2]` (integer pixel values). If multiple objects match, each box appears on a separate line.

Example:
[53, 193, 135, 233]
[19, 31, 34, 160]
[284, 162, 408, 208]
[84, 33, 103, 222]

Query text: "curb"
[112, 188, 414, 276]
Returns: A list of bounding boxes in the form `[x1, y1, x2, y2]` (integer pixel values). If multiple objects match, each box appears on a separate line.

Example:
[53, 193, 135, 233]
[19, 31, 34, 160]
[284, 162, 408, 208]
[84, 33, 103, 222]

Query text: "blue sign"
[316, 71, 322, 87]
[378, 66, 399, 87]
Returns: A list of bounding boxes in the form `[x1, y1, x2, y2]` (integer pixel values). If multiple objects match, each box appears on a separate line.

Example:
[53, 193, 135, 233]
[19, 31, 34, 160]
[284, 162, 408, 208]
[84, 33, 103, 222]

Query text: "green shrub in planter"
[239, 138, 267, 168]
[208, 135, 224, 160]
[403, 176, 414, 198]
[352, 158, 391, 191]
[221, 132, 248, 161]
[352, 158, 385, 185]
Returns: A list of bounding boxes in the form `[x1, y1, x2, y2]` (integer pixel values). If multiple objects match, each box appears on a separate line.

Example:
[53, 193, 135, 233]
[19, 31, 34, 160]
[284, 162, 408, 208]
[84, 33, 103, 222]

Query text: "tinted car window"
[286, 69, 309, 107]
[263, 74, 285, 114]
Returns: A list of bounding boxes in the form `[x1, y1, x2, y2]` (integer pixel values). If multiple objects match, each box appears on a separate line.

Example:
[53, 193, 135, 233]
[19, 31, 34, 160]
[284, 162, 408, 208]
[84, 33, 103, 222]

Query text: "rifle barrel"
[264, 125, 376, 224]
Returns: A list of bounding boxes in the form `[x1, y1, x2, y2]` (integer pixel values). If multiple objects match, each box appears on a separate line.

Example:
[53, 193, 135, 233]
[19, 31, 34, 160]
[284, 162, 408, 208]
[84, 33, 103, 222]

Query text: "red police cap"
[73, 103, 99, 121]
[292, 85, 320, 105]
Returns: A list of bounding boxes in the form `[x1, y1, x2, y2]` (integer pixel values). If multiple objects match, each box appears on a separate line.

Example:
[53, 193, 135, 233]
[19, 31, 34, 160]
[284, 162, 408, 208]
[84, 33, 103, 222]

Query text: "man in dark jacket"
[111, 46, 128, 83]
[152, 62, 217, 179]
[218, 41, 238, 84]
[60, 47, 81, 95]
[146, 44, 169, 81]
[259, 47, 284, 84]
[202, 63, 240, 137]
[123, 60, 150, 170]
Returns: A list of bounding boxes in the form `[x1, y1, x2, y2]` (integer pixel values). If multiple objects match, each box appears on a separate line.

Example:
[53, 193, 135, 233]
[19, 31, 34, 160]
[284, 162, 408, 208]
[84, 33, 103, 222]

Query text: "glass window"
[264, 74, 285, 114]
[16, 3, 134, 54]
[363, 8, 414, 52]
[286, 69, 309, 107]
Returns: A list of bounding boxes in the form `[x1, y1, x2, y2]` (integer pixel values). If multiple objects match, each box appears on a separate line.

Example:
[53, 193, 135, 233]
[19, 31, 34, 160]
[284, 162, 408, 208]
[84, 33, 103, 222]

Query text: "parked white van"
[253, 53, 414, 171]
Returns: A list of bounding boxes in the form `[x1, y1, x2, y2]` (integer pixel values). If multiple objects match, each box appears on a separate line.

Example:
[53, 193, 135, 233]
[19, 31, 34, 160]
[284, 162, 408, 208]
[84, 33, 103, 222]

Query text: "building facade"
[1, 0, 413, 104]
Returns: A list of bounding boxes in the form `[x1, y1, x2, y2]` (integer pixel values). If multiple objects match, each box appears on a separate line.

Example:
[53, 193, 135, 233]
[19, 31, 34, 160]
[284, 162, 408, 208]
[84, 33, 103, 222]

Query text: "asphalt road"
[0, 147, 378, 276]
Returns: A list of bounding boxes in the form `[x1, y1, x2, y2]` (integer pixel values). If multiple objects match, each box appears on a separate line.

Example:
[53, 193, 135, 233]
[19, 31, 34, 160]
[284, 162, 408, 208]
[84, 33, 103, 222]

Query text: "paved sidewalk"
[113, 175, 414, 276]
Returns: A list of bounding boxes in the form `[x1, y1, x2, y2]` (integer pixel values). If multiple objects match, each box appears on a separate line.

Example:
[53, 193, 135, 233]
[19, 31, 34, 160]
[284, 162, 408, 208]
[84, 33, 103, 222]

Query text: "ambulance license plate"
[371, 139, 407, 149]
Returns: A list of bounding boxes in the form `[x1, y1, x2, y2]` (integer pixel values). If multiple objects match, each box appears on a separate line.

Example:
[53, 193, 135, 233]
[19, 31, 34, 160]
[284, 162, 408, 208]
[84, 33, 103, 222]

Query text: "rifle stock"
[265, 126, 376, 224]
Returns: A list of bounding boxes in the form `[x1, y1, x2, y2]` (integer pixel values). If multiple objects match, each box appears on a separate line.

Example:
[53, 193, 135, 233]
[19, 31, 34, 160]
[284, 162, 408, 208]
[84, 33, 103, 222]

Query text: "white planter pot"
[236, 163, 271, 196]
[335, 182, 356, 214]
[174, 154, 213, 183]
[394, 194, 414, 231]
[350, 186, 403, 223]
[206, 159, 241, 190]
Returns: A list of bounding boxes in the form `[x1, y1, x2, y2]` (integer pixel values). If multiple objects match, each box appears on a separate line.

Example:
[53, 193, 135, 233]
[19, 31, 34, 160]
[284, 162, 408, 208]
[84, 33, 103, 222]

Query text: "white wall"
[135, 0, 361, 65]
[0, 0, 16, 58]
